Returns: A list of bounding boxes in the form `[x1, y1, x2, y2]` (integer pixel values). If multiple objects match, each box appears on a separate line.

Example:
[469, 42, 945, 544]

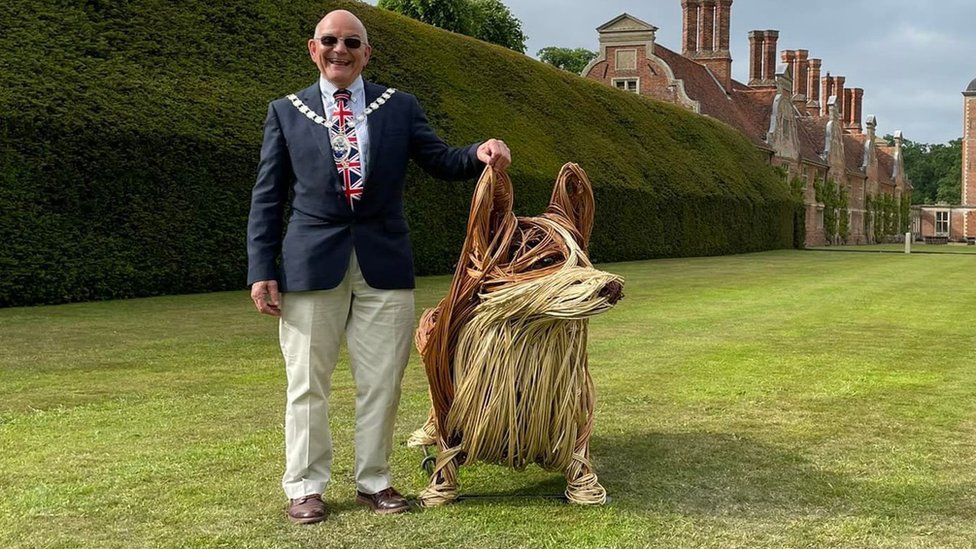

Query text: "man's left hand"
[477, 139, 511, 171]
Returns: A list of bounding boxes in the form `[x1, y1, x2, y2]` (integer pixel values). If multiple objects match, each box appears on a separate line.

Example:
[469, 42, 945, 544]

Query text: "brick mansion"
[582, 1, 911, 247]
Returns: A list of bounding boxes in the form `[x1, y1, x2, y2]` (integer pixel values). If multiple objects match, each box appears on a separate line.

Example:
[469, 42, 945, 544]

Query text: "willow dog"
[410, 163, 624, 506]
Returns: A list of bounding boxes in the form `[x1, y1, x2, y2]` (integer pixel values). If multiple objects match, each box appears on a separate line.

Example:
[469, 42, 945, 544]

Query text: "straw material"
[411, 163, 623, 506]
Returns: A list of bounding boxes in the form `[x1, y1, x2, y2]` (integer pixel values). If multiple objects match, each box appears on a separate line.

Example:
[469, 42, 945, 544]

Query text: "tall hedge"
[0, 0, 795, 307]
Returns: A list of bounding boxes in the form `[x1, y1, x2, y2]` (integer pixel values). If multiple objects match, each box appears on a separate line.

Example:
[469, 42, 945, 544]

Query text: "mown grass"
[809, 243, 976, 254]
[2, 250, 975, 548]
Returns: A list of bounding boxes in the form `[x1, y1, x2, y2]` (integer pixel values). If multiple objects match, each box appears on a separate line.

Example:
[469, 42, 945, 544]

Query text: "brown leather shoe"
[288, 494, 326, 524]
[356, 487, 410, 515]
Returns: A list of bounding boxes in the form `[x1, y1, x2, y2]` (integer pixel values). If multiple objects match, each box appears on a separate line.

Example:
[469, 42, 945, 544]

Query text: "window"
[612, 78, 639, 94]
[615, 49, 637, 70]
[935, 210, 949, 236]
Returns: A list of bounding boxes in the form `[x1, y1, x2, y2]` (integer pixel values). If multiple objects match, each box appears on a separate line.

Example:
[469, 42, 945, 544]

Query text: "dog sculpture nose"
[599, 280, 624, 305]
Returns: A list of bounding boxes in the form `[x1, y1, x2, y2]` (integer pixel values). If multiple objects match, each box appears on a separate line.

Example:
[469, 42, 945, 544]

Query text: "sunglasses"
[318, 36, 363, 49]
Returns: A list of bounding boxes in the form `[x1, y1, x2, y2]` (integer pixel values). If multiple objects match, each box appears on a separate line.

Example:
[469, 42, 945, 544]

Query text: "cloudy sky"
[367, 0, 976, 144]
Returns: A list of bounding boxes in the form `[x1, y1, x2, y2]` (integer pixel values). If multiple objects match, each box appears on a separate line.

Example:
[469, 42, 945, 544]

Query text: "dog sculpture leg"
[418, 437, 463, 507]
[407, 409, 438, 448]
[563, 369, 607, 505]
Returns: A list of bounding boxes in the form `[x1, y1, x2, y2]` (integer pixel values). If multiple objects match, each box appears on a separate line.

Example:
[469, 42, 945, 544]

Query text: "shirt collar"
[319, 75, 364, 104]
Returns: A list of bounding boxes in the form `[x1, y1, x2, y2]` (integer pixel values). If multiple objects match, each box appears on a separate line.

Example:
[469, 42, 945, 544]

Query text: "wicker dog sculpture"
[409, 163, 624, 506]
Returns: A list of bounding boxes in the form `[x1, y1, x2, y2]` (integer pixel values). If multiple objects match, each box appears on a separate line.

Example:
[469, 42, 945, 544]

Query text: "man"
[246, 9, 511, 524]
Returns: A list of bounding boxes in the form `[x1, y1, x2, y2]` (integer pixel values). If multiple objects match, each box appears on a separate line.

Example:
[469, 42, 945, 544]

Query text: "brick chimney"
[698, 0, 715, 52]
[852, 88, 864, 133]
[748, 31, 763, 85]
[749, 29, 777, 88]
[807, 58, 821, 113]
[762, 30, 779, 83]
[715, 0, 731, 51]
[781, 49, 797, 80]
[794, 50, 809, 97]
[684, 0, 733, 92]
[682, 0, 701, 54]
[832, 75, 846, 120]
[821, 73, 833, 116]
[843, 88, 854, 129]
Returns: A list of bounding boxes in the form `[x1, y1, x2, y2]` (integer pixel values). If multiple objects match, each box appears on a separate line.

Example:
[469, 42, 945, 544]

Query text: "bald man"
[246, 10, 511, 523]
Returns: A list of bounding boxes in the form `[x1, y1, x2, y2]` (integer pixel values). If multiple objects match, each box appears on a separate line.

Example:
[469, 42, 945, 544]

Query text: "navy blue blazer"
[247, 80, 484, 291]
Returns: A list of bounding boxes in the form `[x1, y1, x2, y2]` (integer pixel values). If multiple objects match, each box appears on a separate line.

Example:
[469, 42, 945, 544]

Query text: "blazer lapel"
[364, 81, 387, 184]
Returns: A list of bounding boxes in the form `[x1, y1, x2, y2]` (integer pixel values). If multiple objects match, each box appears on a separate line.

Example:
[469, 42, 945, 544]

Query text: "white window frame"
[935, 210, 950, 236]
[614, 48, 638, 71]
[611, 77, 640, 94]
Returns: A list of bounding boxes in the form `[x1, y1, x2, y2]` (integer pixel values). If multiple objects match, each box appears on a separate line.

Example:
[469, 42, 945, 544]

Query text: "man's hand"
[477, 139, 511, 171]
[251, 280, 281, 317]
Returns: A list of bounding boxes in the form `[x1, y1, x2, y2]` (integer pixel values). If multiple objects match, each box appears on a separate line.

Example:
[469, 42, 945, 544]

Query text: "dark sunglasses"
[318, 36, 363, 49]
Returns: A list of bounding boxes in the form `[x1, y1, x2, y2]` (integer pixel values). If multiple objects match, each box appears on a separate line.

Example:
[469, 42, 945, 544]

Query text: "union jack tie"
[330, 88, 363, 209]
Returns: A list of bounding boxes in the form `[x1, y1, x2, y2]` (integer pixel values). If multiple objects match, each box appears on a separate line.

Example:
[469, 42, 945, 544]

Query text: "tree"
[889, 136, 962, 204]
[377, 0, 475, 35]
[469, 0, 527, 53]
[378, 0, 527, 52]
[537, 47, 598, 75]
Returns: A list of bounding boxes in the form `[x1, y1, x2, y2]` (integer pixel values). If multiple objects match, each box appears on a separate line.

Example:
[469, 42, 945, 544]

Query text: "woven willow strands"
[411, 164, 624, 507]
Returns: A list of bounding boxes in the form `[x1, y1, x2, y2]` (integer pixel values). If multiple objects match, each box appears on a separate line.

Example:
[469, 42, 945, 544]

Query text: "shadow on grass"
[593, 431, 973, 519]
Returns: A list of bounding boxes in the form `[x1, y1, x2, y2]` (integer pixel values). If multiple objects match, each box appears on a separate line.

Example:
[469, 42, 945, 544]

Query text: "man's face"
[308, 13, 371, 88]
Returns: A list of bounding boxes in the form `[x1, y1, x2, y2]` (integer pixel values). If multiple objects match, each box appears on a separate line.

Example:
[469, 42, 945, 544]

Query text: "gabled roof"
[796, 116, 828, 165]
[653, 45, 771, 148]
[597, 13, 658, 33]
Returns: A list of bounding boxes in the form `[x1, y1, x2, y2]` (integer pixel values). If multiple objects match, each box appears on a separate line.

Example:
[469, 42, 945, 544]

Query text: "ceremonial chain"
[286, 88, 397, 130]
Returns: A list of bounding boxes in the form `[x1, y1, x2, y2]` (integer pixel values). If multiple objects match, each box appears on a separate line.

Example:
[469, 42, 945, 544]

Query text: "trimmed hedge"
[0, 0, 796, 307]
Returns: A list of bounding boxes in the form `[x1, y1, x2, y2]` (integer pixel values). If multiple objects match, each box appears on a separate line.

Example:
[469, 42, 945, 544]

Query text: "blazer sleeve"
[246, 102, 293, 285]
[408, 95, 485, 181]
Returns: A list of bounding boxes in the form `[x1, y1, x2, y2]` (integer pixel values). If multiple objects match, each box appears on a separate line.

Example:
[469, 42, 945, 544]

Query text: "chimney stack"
[821, 73, 833, 116]
[684, 0, 733, 92]
[807, 58, 822, 112]
[843, 88, 854, 129]
[698, 0, 716, 52]
[794, 50, 809, 98]
[716, 0, 731, 51]
[749, 29, 778, 87]
[682, 0, 702, 54]
[781, 49, 797, 80]
[832, 75, 846, 120]
[852, 88, 864, 133]
[762, 30, 779, 83]
[748, 31, 763, 85]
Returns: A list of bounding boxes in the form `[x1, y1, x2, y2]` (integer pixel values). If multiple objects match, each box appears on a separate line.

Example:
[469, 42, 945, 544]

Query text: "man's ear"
[462, 166, 515, 270]
[547, 162, 595, 249]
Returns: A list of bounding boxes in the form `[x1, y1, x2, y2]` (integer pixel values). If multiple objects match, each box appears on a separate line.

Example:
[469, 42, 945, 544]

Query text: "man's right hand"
[251, 280, 281, 317]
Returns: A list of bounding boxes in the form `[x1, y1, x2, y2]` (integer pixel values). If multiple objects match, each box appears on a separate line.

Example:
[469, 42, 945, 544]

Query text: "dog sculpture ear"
[463, 166, 515, 270]
[547, 162, 595, 249]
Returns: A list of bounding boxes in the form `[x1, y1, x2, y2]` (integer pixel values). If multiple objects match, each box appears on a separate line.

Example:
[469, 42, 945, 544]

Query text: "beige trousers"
[278, 250, 414, 498]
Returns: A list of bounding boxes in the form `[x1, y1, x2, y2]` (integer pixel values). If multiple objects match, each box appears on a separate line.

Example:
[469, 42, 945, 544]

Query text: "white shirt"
[319, 75, 370, 176]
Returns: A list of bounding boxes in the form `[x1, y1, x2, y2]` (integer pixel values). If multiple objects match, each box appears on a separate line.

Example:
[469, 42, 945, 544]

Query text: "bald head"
[308, 9, 372, 88]
[315, 10, 368, 44]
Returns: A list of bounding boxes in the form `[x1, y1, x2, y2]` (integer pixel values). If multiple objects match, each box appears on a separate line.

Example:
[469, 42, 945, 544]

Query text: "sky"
[365, 0, 976, 144]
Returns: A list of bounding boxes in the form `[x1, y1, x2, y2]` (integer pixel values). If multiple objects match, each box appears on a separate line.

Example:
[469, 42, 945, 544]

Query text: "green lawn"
[2, 250, 975, 548]
[809, 243, 976, 254]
